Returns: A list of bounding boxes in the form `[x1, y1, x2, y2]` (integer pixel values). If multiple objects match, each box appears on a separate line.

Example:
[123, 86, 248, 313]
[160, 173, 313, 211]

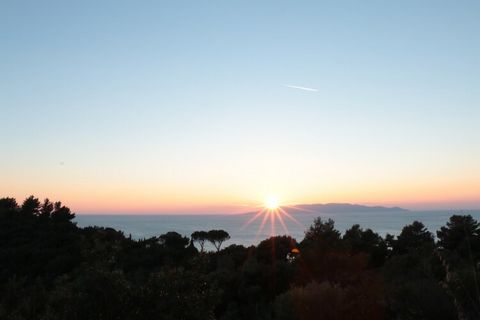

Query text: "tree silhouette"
[40, 198, 54, 219]
[344, 224, 382, 251]
[437, 216, 480, 318]
[1, 196, 477, 320]
[207, 230, 230, 252]
[191, 231, 208, 252]
[51, 201, 75, 222]
[0, 197, 17, 211]
[437, 215, 480, 256]
[394, 221, 434, 254]
[256, 235, 297, 263]
[21, 195, 40, 216]
[159, 231, 189, 250]
[343, 224, 387, 267]
[302, 217, 341, 249]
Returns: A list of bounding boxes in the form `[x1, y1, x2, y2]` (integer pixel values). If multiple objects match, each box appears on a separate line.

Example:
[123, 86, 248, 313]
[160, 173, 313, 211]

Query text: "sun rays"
[241, 198, 303, 240]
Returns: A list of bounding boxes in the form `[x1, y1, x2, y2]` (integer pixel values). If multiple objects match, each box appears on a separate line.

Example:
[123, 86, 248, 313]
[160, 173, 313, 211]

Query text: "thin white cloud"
[283, 84, 318, 92]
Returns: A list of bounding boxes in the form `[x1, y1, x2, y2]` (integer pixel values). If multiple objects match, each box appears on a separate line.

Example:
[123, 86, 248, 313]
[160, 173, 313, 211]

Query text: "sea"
[74, 210, 480, 248]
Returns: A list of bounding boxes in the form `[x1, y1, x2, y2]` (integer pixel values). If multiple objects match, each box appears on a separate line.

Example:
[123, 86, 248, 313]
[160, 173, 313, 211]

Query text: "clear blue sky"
[1, 1, 479, 212]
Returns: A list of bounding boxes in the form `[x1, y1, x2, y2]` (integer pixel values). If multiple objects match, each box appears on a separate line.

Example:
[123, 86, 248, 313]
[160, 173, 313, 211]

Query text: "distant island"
[243, 203, 408, 215]
[292, 203, 409, 213]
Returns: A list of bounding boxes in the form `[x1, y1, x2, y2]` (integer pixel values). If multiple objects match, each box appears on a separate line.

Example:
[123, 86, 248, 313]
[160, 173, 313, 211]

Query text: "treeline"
[1, 196, 480, 319]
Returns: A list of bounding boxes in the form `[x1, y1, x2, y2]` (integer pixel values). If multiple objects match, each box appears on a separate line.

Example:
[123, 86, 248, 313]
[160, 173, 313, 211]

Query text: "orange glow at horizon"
[2, 169, 480, 213]
[2, 0, 480, 215]
[241, 200, 304, 240]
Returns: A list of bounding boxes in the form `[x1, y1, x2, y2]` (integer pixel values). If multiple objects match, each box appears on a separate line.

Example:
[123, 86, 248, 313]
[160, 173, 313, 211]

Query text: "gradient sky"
[1, 1, 479, 213]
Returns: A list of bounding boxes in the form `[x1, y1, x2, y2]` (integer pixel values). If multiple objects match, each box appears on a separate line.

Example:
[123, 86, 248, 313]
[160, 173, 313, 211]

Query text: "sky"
[1, 0, 479, 213]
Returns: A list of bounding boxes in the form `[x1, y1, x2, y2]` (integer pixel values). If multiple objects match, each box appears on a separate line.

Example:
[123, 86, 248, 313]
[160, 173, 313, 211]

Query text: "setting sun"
[264, 196, 280, 210]
[242, 196, 302, 239]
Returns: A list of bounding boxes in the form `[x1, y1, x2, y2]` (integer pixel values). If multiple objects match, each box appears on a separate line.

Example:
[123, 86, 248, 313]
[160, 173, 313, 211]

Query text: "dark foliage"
[1, 196, 479, 319]
[208, 229, 231, 252]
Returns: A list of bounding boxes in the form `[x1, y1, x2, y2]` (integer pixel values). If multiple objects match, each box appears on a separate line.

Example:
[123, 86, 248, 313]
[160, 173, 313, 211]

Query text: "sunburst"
[241, 197, 303, 240]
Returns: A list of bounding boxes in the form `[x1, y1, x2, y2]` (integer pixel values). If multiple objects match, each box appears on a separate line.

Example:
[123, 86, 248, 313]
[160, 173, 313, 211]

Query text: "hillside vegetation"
[1, 196, 479, 320]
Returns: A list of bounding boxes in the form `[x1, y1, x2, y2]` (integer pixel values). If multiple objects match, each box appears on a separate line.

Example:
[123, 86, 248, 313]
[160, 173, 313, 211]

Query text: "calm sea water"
[75, 210, 480, 248]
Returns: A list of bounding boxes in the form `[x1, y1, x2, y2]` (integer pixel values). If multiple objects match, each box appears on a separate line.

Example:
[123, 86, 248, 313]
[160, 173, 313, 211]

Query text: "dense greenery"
[1, 196, 480, 319]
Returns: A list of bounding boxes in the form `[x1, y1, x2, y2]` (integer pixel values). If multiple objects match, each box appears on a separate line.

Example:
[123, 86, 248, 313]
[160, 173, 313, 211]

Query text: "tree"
[207, 230, 230, 252]
[436, 215, 480, 317]
[383, 222, 457, 320]
[274, 280, 385, 320]
[343, 224, 387, 267]
[159, 231, 189, 250]
[40, 198, 54, 219]
[0, 197, 18, 219]
[393, 221, 434, 254]
[45, 268, 132, 320]
[343, 224, 382, 251]
[136, 269, 220, 320]
[301, 217, 341, 249]
[0, 197, 18, 212]
[21, 195, 41, 216]
[51, 201, 75, 222]
[191, 231, 209, 252]
[256, 235, 298, 263]
[437, 215, 480, 256]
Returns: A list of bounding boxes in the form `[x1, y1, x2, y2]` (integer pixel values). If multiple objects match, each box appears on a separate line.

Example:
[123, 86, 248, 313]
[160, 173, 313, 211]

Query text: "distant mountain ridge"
[242, 203, 408, 215]
[291, 203, 408, 213]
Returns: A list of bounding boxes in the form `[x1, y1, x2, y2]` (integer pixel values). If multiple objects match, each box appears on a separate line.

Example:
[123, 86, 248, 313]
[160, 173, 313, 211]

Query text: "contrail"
[283, 84, 318, 92]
